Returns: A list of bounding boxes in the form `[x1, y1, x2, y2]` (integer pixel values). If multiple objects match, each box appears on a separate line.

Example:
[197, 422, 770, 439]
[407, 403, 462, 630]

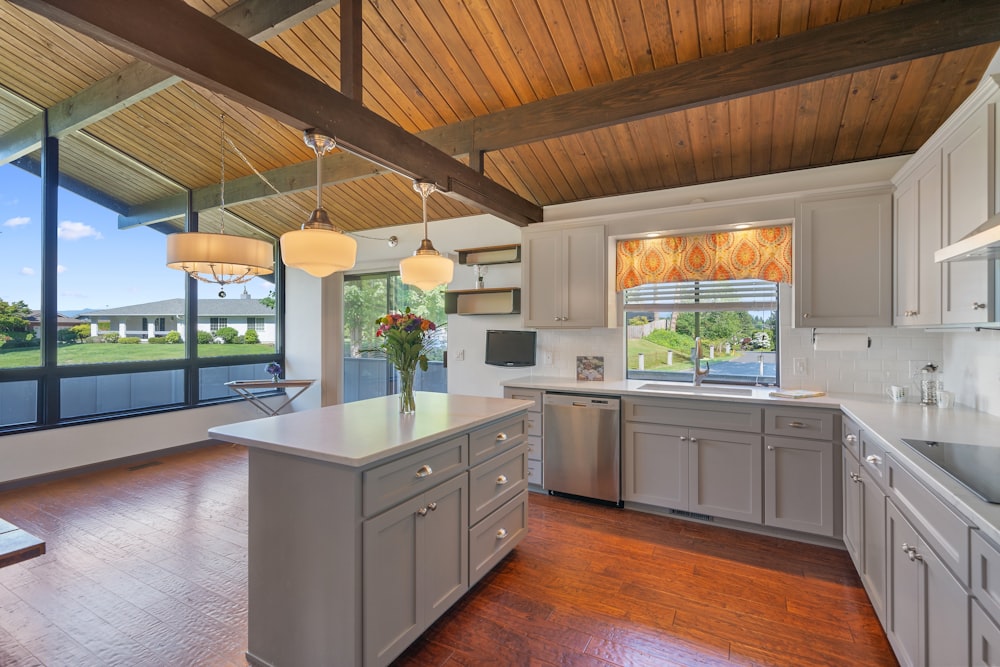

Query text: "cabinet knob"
[904, 310, 918, 317]
[554, 316, 561, 321]
[496, 474, 509, 485]
[427, 502, 438, 512]
[865, 454, 881, 466]
[495, 432, 508, 442]
[496, 528, 508, 540]
[417, 506, 428, 516]
[845, 434, 857, 443]
[803, 313, 810, 318]
[767, 445, 775, 451]
[679, 435, 688, 442]
[689, 437, 698, 444]
[850, 472, 862, 483]
[415, 464, 433, 478]
[973, 302, 986, 310]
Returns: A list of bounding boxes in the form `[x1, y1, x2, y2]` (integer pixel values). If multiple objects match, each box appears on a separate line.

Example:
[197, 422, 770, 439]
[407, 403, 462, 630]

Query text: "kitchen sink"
[636, 383, 755, 397]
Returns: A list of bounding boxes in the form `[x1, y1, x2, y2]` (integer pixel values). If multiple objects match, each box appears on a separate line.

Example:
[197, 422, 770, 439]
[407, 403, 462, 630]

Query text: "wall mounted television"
[485, 329, 537, 367]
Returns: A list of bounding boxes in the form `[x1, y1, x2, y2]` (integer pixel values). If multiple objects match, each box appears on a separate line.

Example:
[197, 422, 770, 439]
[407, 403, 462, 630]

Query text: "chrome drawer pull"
[495, 432, 508, 442]
[496, 528, 508, 540]
[496, 474, 509, 486]
[849, 472, 862, 483]
[865, 455, 881, 465]
[787, 421, 805, 428]
[845, 434, 857, 443]
[415, 464, 433, 478]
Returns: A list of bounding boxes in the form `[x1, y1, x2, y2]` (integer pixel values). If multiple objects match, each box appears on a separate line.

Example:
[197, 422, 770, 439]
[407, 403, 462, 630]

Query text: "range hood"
[935, 212, 1000, 262]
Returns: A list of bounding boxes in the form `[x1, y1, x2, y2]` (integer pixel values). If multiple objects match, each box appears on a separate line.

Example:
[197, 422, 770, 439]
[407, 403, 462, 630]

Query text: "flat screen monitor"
[485, 330, 537, 367]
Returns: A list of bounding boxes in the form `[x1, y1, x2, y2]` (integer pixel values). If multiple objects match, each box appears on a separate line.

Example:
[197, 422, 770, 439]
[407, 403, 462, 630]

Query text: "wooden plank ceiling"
[0, 0, 997, 238]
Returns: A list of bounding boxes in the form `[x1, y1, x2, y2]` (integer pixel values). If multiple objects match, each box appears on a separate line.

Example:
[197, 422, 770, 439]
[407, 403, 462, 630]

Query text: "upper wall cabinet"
[941, 100, 997, 325]
[794, 191, 893, 328]
[893, 150, 942, 327]
[522, 224, 606, 328]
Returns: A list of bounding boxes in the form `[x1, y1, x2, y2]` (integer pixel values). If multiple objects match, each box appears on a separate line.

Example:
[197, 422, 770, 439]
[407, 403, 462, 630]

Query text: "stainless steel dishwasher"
[543, 393, 621, 504]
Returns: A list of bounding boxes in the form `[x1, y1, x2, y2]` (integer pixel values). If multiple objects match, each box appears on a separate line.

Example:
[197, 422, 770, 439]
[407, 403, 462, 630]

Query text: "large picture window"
[624, 279, 779, 386]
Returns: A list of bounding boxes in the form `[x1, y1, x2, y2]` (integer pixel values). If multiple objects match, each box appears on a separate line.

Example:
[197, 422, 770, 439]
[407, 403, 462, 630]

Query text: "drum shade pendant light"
[166, 114, 274, 297]
[279, 132, 357, 277]
[400, 181, 453, 291]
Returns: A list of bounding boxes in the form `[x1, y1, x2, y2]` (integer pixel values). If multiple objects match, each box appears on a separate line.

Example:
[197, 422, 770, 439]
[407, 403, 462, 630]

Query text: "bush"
[197, 330, 214, 344]
[646, 328, 695, 352]
[103, 332, 120, 343]
[236, 335, 246, 344]
[57, 328, 81, 343]
[244, 329, 259, 344]
[165, 331, 182, 344]
[119, 337, 141, 344]
[147, 336, 167, 344]
[215, 326, 239, 344]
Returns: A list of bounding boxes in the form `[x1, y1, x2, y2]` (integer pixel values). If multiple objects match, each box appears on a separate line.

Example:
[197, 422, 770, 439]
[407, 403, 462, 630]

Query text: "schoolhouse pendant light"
[166, 113, 274, 297]
[279, 131, 357, 277]
[399, 180, 453, 291]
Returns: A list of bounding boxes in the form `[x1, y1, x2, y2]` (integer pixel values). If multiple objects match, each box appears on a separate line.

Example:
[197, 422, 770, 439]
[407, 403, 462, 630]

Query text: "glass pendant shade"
[279, 132, 357, 277]
[400, 181, 454, 291]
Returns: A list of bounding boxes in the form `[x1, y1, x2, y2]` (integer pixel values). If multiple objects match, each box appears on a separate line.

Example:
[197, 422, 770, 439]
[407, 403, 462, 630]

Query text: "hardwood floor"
[0, 444, 897, 666]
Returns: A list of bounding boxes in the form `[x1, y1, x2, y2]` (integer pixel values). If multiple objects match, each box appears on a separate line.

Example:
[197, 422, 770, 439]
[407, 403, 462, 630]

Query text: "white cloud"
[20, 266, 35, 276]
[3, 216, 30, 228]
[57, 264, 67, 273]
[58, 220, 103, 240]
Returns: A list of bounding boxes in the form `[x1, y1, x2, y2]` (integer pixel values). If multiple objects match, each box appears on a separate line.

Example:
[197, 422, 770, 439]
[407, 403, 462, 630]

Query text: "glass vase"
[397, 366, 416, 414]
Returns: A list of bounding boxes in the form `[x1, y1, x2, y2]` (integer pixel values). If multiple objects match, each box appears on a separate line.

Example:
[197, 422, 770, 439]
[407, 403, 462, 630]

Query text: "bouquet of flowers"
[375, 308, 437, 413]
[265, 362, 282, 381]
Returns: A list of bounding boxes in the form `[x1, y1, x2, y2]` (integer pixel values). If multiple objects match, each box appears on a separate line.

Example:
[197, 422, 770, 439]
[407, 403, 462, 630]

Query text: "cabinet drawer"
[503, 387, 543, 412]
[527, 461, 543, 486]
[861, 433, 888, 489]
[973, 598, 1000, 667]
[764, 407, 835, 440]
[842, 415, 862, 458]
[470, 414, 527, 465]
[526, 436, 542, 462]
[470, 445, 528, 526]
[470, 491, 528, 585]
[363, 436, 469, 517]
[887, 454, 971, 584]
[526, 414, 542, 437]
[973, 530, 1000, 626]
[624, 398, 761, 432]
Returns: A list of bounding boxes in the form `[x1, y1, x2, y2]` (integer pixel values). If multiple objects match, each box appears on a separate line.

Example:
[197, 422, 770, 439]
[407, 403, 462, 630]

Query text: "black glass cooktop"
[900, 439, 1000, 504]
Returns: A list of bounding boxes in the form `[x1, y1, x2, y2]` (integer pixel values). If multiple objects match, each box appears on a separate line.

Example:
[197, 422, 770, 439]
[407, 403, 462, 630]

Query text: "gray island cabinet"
[209, 392, 532, 667]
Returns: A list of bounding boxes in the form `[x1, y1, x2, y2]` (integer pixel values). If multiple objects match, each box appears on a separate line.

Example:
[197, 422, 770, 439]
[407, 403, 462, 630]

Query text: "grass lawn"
[627, 338, 742, 371]
[0, 343, 276, 368]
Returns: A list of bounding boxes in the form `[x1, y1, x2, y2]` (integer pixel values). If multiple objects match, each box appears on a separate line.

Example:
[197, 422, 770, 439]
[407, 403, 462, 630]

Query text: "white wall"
[942, 330, 1000, 415]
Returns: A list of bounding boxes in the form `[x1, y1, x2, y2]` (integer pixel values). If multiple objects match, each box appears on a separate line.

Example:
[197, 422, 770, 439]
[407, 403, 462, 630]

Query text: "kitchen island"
[209, 392, 532, 667]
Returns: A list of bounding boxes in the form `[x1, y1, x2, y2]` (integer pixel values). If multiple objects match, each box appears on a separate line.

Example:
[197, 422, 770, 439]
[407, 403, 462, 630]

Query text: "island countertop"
[208, 391, 533, 468]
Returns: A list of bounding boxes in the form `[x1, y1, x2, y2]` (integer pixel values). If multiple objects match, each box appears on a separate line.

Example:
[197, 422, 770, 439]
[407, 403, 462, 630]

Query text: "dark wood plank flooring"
[0, 444, 897, 666]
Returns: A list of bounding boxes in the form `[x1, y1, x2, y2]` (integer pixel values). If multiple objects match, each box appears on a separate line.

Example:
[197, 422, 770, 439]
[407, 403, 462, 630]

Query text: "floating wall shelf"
[456, 244, 521, 266]
[444, 287, 521, 315]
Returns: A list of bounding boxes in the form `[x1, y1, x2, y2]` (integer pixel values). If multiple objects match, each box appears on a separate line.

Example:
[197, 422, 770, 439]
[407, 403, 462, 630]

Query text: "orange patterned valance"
[615, 225, 792, 291]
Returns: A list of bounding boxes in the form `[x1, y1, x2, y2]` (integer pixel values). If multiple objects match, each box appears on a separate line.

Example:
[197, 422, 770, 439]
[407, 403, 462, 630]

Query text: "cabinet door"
[522, 229, 563, 327]
[942, 103, 993, 324]
[622, 421, 689, 510]
[795, 192, 893, 327]
[894, 153, 942, 327]
[689, 429, 762, 523]
[843, 448, 863, 570]
[764, 436, 835, 536]
[421, 473, 469, 624]
[861, 466, 887, 625]
[972, 599, 1000, 667]
[924, 536, 970, 667]
[885, 501, 921, 667]
[562, 225, 606, 327]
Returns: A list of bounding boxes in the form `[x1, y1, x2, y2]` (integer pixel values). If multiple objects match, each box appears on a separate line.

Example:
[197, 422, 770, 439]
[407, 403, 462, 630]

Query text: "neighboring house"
[25, 311, 87, 334]
[83, 294, 276, 343]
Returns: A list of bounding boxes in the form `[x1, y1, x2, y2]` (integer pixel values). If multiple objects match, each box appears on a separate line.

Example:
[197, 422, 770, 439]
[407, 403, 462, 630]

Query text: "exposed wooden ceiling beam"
[121, 0, 1000, 228]
[11, 0, 543, 226]
[0, 0, 339, 167]
[340, 0, 363, 102]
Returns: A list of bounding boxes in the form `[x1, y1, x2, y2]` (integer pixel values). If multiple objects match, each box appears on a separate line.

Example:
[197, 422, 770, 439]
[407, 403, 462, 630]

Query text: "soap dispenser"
[916, 363, 941, 406]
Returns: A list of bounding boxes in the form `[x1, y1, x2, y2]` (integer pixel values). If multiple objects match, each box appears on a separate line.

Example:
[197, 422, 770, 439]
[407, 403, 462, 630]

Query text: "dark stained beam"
[11, 0, 543, 226]
[340, 0, 363, 101]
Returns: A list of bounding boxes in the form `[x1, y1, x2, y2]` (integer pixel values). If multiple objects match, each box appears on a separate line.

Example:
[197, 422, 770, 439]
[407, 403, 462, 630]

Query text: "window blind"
[623, 279, 778, 313]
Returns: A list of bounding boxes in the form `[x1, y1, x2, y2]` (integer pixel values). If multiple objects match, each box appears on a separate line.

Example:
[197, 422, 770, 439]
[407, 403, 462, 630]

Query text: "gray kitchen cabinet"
[764, 435, 835, 536]
[972, 531, 1000, 667]
[363, 472, 468, 667]
[843, 446, 863, 569]
[522, 224, 606, 328]
[885, 499, 969, 667]
[690, 429, 763, 524]
[623, 421, 689, 509]
[893, 150, 942, 327]
[972, 599, 1000, 667]
[504, 387, 543, 487]
[941, 100, 996, 324]
[794, 190, 893, 327]
[842, 434, 888, 624]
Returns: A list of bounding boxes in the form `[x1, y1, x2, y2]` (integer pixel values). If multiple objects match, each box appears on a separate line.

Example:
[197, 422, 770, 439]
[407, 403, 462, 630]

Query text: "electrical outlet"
[454, 349, 465, 361]
[793, 358, 807, 375]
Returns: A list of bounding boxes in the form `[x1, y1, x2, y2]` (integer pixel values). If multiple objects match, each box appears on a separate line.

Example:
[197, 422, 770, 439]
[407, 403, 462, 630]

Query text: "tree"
[0, 299, 31, 336]
[259, 289, 276, 309]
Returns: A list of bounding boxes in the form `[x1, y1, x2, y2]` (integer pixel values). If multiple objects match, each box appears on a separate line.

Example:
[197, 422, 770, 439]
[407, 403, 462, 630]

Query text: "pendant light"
[279, 132, 357, 277]
[166, 113, 274, 297]
[399, 180, 454, 291]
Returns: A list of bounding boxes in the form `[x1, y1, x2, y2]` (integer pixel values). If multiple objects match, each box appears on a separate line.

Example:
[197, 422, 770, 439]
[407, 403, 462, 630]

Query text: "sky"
[0, 163, 274, 313]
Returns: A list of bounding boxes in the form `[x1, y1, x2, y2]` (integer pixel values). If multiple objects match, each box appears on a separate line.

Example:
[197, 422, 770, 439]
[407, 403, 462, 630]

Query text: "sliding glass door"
[342, 272, 447, 402]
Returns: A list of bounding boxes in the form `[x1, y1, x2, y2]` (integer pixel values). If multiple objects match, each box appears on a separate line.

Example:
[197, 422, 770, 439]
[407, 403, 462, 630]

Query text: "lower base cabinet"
[764, 436, 835, 536]
[972, 599, 1000, 667]
[885, 499, 969, 667]
[861, 466, 887, 623]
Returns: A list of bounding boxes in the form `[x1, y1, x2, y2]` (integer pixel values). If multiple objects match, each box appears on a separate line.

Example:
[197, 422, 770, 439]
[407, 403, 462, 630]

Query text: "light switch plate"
[793, 358, 807, 375]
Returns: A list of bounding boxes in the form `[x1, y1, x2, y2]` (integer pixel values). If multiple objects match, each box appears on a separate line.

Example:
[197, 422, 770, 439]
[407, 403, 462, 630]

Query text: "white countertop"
[208, 392, 532, 468]
[505, 376, 1000, 544]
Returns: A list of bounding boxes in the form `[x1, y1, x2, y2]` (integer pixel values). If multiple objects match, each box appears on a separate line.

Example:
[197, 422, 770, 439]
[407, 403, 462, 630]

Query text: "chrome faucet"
[692, 337, 710, 386]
